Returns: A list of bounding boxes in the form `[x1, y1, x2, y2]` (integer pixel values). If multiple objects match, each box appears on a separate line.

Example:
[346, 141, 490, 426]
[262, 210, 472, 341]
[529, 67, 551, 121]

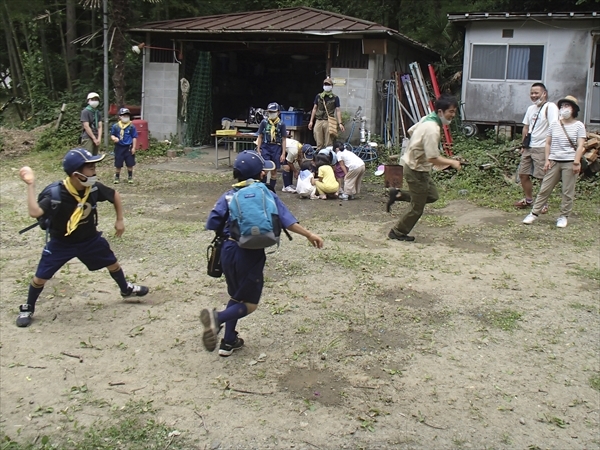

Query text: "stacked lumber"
[584, 132, 599, 163]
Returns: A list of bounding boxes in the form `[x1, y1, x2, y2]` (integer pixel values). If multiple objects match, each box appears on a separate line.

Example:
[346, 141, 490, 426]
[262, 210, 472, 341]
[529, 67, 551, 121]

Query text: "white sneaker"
[556, 216, 568, 228]
[522, 213, 537, 224]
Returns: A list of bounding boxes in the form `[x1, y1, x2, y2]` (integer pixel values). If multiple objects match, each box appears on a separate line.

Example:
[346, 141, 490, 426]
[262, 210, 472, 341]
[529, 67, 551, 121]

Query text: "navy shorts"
[114, 145, 136, 168]
[221, 239, 265, 304]
[35, 232, 118, 280]
[261, 144, 282, 169]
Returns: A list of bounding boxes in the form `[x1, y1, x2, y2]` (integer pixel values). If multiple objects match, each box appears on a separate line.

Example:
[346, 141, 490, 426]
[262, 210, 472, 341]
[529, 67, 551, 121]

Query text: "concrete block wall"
[331, 57, 377, 145]
[142, 60, 180, 140]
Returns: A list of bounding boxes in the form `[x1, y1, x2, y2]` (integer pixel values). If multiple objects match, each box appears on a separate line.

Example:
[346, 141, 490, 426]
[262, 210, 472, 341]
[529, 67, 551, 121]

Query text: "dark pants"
[392, 165, 439, 235]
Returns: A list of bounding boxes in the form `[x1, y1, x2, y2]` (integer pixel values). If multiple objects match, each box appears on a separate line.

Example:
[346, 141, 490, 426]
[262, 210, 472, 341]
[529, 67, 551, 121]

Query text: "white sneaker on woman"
[556, 216, 568, 228]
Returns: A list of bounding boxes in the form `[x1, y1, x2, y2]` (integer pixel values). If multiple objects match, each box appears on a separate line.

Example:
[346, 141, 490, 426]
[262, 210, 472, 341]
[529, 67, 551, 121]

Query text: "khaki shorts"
[519, 146, 545, 179]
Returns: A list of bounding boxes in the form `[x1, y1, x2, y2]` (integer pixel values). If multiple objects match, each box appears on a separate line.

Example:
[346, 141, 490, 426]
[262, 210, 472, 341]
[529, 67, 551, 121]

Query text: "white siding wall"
[461, 20, 595, 124]
[142, 56, 179, 140]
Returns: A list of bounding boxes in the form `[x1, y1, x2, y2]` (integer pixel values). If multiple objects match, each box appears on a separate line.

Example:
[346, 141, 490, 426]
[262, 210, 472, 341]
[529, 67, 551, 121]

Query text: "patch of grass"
[0, 400, 191, 449]
[567, 265, 600, 284]
[589, 374, 600, 391]
[485, 309, 522, 331]
[420, 214, 456, 227]
[320, 249, 390, 270]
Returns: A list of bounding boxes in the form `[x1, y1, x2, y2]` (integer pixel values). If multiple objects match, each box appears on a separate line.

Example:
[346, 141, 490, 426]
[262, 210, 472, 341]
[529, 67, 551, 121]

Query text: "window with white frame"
[470, 44, 544, 80]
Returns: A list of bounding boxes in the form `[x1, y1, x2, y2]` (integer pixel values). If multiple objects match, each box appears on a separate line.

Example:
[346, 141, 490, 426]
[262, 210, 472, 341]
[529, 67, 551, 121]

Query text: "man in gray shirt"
[80, 92, 103, 155]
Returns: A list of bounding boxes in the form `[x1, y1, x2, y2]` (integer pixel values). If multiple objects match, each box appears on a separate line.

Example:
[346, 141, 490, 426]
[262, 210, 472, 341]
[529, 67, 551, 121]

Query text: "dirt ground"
[0, 148, 599, 449]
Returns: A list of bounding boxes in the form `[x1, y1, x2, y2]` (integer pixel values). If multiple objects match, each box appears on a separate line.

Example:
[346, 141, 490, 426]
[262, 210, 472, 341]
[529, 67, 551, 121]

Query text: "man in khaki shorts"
[515, 83, 559, 211]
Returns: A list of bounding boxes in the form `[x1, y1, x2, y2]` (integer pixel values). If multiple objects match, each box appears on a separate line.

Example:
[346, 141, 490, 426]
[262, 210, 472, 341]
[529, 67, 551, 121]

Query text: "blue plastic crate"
[280, 111, 303, 127]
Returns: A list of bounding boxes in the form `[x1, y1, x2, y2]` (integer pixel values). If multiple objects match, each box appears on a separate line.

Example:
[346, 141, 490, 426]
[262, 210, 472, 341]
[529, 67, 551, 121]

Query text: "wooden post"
[55, 103, 67, 130]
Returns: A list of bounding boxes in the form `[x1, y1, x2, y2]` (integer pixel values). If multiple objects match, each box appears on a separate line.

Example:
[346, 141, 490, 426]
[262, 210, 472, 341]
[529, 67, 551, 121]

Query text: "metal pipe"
[103, 0, 109, 150]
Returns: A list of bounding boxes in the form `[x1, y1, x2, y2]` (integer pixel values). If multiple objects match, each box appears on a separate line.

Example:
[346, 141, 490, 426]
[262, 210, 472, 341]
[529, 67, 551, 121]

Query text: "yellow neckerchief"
[268, 117, 280, 142]
[117, 120, 131, 140]
[63, 177, 91, 236]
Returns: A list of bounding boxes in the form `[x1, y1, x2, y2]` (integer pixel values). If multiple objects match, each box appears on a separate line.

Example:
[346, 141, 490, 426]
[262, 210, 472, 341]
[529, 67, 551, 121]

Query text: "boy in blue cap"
[16, 148, 149, 327]
[255, 102, 287, 192]
[203, 150, 324, 356]
[110, 107, 138, 184]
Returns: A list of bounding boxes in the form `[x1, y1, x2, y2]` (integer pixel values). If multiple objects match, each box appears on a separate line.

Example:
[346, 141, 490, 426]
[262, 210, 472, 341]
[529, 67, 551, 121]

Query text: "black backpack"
[19, 182, 98, 240]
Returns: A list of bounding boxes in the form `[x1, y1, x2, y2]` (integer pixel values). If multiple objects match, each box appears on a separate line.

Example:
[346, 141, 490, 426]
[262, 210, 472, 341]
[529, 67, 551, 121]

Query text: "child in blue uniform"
[203, 150, 324, 356]
[110, 108, 138, 184]
[16, 148, 149, 327]
[255, 102, 287, 192]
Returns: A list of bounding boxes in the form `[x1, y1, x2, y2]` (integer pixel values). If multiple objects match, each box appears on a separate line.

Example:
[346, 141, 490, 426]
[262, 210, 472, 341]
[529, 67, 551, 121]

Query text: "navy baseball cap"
[119, 107, 131, 116]
[233, 151, 276, 179]
[301, 144, 314, 160]
[63, 148, 105, 175]
[267, 102, 279, 112]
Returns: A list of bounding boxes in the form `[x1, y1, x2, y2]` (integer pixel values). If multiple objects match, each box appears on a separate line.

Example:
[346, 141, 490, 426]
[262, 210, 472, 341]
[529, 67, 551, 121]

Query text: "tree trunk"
[39, 23, 56, 100]
[111, 0, 128, 107]
[66, 0, 77, 83]
[56, 1, 73, 93]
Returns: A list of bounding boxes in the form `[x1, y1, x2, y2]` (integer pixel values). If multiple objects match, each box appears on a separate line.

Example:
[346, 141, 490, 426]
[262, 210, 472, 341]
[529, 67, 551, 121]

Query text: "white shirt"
[547, 120, 586, 161]
[522, 102, 559, 148]
[337, 150, 365, 171]
[285, 138, 302, 163]
[295, 169, 314, 195]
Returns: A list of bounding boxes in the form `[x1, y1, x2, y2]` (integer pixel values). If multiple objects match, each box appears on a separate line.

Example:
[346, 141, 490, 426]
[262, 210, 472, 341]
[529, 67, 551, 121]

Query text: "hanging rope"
[180, 77, 190, 121]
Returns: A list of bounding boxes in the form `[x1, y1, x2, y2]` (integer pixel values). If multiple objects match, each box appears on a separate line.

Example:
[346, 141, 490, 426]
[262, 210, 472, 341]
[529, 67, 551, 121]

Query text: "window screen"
[471, 44, 544, 80]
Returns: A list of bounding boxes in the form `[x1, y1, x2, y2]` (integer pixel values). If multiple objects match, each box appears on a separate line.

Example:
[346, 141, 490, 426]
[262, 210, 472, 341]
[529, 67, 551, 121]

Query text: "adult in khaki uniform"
[308, 78, 345, 150]
[387, 95, 461, 242]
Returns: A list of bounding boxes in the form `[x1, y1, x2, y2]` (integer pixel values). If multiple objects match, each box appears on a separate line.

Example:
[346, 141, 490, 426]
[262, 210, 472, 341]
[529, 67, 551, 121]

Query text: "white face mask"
[74, 173, 97, 187]
[559, 108, 572, 119]
[88, 100, 99, 109]
[268, 112, 278, 120]
[532, 98, 544, 106]
[323, 85, 333, 92]
[120, 116, 130, 123]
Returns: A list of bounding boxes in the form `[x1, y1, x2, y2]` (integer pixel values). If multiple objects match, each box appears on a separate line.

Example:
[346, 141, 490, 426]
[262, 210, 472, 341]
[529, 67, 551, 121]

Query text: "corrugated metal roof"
[130, 7, 438, 56]
[448, 11, 599, 22]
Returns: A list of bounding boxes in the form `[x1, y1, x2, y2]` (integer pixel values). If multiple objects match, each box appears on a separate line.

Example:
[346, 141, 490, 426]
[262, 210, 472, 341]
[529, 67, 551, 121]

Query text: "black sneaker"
[388, 230, 415, 242]
[200, 309, 220, 352]
[16, 304, 34, 327]
[121, 282, 149, 298]
[218, 337, 245, 357]
[386, 188, 398, 212]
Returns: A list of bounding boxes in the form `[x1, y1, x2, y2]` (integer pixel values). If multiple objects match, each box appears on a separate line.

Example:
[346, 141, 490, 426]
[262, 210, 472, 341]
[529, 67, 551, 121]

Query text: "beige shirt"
[401, 119, 442, 172]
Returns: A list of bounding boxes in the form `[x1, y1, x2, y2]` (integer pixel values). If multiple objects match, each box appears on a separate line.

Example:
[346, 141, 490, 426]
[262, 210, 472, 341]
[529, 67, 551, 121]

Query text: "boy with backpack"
[15, 148, 149, 327]
[203, 150, 324, 356]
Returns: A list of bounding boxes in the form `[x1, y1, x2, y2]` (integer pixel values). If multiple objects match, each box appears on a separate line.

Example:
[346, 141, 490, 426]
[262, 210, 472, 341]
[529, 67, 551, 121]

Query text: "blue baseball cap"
[233, 151, 276, 179]
[267, 102, 280, 112]
[63, 148, 105, 175]
[119, 107, 131, 116]
[301, 144, 314, 160]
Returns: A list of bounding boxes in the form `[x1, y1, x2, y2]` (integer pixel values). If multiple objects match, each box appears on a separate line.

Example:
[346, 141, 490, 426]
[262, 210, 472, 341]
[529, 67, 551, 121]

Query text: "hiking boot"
[556, 216, 568, 228]
[113, 178, 120, 185]
[121, 282, 149, 298]
[200, 308, 220, 352]
[522, 213, 537, 225]
[388, 230, 415, 242]
[386, 187, 398, 212]
[128, 178, 133, 185]
[16, 304, 34, 327]
[218, 337, 245, 357]
[514, 198, 533, 209]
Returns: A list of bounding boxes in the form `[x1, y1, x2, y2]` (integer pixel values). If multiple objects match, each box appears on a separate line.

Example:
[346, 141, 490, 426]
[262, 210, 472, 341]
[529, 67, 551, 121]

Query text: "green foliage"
[33, 103, 81, 153]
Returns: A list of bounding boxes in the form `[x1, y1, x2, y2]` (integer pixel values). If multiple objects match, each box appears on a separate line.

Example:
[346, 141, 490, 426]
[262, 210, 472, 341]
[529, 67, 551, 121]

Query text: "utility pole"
[103, 0, 109, 150]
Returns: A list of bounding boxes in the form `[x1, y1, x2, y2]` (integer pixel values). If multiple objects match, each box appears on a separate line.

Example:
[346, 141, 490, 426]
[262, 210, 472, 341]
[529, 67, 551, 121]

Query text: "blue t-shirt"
[206, 186, 297, 237]
[110, 122, 138, 147]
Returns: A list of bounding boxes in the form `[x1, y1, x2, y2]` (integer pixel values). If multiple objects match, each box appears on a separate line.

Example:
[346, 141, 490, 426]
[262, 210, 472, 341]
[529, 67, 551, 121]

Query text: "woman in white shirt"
[522, 96, 586, 228]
